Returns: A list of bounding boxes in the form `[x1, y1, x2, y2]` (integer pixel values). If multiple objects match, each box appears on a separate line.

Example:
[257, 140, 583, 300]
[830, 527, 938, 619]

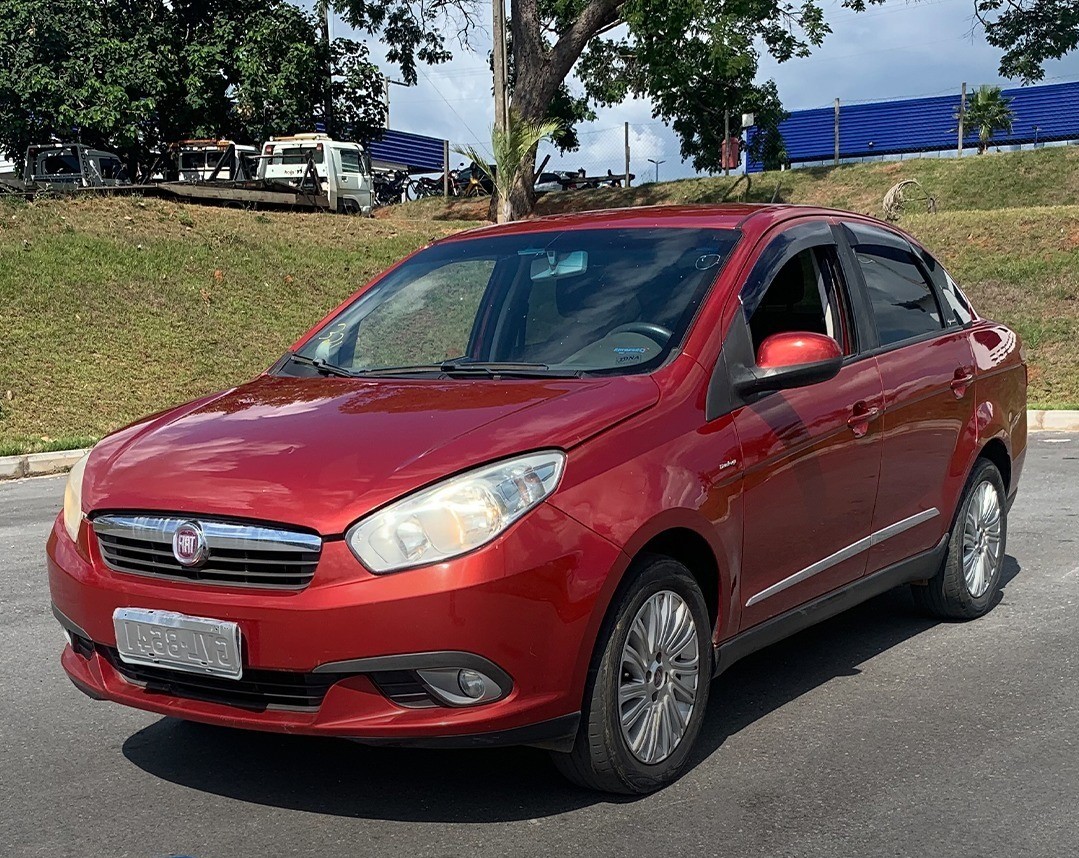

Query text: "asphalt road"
[2, 434, 1078, 858]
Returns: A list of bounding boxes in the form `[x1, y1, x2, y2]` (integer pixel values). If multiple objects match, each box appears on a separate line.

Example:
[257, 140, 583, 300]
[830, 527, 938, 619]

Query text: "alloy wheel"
[618, 590, 701, 765]
[962, 480, 1002, 598]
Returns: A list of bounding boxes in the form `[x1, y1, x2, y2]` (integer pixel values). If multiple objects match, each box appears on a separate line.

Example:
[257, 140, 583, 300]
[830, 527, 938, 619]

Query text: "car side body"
[47, 204, 1026, 790]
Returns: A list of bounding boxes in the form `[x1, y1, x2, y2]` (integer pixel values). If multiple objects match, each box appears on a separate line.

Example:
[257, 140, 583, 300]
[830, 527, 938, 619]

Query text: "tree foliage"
[0, 0, 385, 165]
[976, 0, 1079, 83]
[336, 0, 885, 217]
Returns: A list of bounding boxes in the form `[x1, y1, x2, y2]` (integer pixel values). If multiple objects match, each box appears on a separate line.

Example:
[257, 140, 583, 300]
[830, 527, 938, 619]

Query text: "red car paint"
[48, 204, 1027, 746]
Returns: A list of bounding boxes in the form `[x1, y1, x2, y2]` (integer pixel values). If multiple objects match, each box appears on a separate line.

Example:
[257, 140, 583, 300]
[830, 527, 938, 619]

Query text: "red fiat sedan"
[48, 205, 1026, 793]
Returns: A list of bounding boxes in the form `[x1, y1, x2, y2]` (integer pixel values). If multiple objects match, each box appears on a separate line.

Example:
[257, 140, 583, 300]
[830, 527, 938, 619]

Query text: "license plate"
[113, 608, 242, 680]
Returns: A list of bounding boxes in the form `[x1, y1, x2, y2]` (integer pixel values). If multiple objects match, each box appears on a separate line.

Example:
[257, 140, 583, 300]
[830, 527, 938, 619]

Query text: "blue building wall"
[749, 80, 1079, 172]
[368, 129, 445, 173]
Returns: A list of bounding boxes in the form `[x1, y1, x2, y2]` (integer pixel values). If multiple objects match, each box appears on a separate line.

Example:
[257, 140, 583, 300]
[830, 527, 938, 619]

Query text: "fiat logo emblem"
[172, 521, 208, 567]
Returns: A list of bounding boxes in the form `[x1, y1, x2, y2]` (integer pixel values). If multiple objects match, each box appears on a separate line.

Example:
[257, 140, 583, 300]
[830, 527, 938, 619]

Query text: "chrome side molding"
[745, 508, 940, 607]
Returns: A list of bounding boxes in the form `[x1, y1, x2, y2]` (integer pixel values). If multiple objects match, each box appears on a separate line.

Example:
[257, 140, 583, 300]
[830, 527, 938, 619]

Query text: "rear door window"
[856, 245, 944, 347]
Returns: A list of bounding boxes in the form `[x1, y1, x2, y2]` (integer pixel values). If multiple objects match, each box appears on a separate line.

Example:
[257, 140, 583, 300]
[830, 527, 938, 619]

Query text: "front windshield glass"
[292, 227, 740, 376]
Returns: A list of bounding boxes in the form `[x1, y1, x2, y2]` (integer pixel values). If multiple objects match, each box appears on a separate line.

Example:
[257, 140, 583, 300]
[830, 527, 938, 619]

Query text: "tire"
[551, 555, 712, 794]
[912, 457, 1007, 620]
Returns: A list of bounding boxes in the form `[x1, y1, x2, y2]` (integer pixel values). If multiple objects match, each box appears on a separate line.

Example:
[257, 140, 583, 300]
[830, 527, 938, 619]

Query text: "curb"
[2, 409, 1078, 482]
[1027, 410, 1079, 432]
[0, 447, 89, 481]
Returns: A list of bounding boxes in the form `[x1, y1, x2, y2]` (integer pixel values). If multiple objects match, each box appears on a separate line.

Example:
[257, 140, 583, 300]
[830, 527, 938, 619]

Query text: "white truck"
[256, 134, 373, 215]
[176, 139, 259, 182]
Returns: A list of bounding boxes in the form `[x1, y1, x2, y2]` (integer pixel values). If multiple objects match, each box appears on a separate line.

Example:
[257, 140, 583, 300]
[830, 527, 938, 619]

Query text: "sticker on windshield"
[614, 346, 647, 364]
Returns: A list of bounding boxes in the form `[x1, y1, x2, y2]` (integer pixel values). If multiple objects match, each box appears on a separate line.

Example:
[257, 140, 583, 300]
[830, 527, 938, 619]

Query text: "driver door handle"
[848, 403, 881, 437]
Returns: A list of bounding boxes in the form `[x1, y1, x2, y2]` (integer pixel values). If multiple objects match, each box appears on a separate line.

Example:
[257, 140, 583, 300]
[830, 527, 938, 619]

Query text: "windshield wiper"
[351, 359, 583, 378]
[288, 353, 355, 378]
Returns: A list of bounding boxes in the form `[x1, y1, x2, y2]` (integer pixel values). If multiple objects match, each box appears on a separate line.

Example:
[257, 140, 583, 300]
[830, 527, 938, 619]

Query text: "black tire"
[912, 457, 1007, 620]
[551, 555, 712, 794]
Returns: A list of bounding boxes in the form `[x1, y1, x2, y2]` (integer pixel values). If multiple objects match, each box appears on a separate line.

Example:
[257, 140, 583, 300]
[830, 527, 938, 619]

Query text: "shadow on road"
[122, 556, 1021, 821]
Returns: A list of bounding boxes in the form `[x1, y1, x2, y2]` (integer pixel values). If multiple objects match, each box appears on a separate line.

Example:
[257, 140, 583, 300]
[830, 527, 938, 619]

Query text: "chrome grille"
[92, 514, 321, 589]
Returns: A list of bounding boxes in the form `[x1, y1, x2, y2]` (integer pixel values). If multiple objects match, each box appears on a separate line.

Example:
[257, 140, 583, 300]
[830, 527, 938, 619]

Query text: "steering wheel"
[608, 322, 674, 345]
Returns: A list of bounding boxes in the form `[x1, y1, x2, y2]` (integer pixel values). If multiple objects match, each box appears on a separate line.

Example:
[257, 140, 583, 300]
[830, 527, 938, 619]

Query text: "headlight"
[347, 451, 566, 573]
[63, 451, 92, 543]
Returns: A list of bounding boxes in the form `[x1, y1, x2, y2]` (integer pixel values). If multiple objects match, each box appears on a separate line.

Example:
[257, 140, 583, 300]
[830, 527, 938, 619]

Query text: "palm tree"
[958, 86, 1015, 154]
[456, 111, 561, 223]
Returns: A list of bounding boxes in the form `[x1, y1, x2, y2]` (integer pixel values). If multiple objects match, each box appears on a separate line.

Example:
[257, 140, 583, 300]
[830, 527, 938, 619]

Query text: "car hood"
[83, 374, 659, 535]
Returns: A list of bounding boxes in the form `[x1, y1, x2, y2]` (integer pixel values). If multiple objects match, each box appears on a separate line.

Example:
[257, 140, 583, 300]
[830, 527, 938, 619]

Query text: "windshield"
[291, 227, 740, 376]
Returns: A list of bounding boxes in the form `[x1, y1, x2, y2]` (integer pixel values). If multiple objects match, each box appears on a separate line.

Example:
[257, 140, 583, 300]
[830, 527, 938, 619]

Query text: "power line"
[415, 66, 490, 149]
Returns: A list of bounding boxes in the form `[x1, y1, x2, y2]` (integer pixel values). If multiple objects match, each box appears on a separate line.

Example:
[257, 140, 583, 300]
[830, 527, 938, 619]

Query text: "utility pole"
[491, 0, 510, 137]
[624, 122, 631, 188]
[834, 98, 840, 166]
[383, 77, 408, 129]
[647, 158, 665, 183]
[724, 111, 731, 177]
[318, 0, 334, 138]
[958, 82, 967, 157]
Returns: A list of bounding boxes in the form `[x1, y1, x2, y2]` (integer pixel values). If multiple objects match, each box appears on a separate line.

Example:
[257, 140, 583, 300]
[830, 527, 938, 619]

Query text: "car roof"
[440, 204, 885, 243]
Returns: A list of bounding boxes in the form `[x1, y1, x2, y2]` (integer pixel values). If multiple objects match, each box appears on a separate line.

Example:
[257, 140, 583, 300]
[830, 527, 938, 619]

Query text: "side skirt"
[713, 534, 949, 677]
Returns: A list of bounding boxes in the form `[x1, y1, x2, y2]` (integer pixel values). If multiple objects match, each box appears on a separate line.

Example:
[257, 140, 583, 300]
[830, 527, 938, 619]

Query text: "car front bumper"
[47, 504, 624, 749]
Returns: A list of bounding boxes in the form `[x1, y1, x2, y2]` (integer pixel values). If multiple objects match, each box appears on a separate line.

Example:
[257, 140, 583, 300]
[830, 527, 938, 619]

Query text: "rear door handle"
[951, 367, 975, 397]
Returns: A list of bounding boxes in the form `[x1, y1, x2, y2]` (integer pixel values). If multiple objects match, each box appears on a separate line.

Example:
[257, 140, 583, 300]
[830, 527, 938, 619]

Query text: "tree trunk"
[507, 144, 538, 221]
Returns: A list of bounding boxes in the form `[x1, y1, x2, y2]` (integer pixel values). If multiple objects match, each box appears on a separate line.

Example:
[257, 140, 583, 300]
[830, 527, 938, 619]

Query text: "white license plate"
[113, 608, 242, 680]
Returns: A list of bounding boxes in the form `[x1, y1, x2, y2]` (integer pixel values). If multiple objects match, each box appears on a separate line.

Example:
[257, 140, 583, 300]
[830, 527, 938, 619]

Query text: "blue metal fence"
[748, 80, 1079, 172]
[368, 128, 446, 173]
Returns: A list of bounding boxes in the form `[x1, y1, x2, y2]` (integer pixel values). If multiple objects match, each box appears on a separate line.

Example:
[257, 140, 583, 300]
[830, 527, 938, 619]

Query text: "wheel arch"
[977, 436, 1012, 493]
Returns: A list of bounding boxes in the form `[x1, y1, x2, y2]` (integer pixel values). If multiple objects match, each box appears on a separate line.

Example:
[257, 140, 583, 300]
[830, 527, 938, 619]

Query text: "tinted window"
[919, 250, 974, 325]
[294, 227, 740, 376]
[180, 152, 206, 170]
[857, 245, 943, 346]
[40, 154, 80, 175]
[339, 149, 361, 174]
[748, 246, 851, 356]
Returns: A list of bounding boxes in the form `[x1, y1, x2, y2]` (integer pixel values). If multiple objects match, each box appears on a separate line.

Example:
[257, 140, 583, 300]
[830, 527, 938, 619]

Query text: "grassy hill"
[2, 149, 1077, 454]
[397, 145, 1079, 222]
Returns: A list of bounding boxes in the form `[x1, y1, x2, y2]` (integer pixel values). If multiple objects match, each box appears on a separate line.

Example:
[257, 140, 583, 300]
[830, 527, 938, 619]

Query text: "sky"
[330, 0, 1079, 180]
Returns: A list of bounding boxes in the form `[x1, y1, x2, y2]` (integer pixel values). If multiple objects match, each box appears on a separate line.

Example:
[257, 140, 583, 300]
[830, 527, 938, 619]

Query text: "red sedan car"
[48, 205, 1026, 794]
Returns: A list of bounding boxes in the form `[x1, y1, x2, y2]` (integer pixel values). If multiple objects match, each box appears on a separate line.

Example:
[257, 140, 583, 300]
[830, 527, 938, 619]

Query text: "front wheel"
[551, 556, 712, 794]
[913, 458, 1007, 620]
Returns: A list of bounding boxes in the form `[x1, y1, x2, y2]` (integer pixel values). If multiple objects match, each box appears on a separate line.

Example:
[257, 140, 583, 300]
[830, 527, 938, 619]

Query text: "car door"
[839, 222, 977, 574]
[731, 220, 885, 629]
[334, 146, 372, 213]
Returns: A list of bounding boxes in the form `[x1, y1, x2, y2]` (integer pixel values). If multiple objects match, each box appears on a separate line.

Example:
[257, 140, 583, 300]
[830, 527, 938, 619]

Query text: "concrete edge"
[0, 447, 90, 481]
[1027, 410, 1079, 432]
[2, 409, 1078, 482]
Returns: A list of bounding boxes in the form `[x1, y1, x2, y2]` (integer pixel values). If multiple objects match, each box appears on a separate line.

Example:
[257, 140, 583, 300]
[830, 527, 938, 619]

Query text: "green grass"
[0, 195, 473, 452]
[3, 152, 1078, 455]
[0, 435, 97, 457]
[903, 206, 1079, 407]
[400, 145, 1079, 222]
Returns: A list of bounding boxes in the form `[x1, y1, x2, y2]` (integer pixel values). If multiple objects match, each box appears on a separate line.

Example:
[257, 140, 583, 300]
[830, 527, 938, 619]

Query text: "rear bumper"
[47, 504, 623, 748]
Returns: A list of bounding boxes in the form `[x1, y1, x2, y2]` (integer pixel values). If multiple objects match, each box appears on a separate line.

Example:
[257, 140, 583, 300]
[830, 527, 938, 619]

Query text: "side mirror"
[735, 331, 843, 396]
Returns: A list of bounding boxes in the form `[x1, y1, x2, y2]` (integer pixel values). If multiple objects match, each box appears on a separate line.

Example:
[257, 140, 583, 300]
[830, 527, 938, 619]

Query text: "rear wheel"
[912, 458, 1007, 620]
[551, 556, 712, 794]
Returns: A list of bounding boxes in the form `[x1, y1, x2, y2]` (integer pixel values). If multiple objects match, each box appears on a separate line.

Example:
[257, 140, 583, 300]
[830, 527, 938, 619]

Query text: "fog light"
[415, 666, 505, 706]
[457, 669, 486, 699]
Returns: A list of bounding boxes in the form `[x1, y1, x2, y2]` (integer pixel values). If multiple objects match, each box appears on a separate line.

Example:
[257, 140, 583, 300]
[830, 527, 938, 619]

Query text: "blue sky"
[330, 0, 1079, 179]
